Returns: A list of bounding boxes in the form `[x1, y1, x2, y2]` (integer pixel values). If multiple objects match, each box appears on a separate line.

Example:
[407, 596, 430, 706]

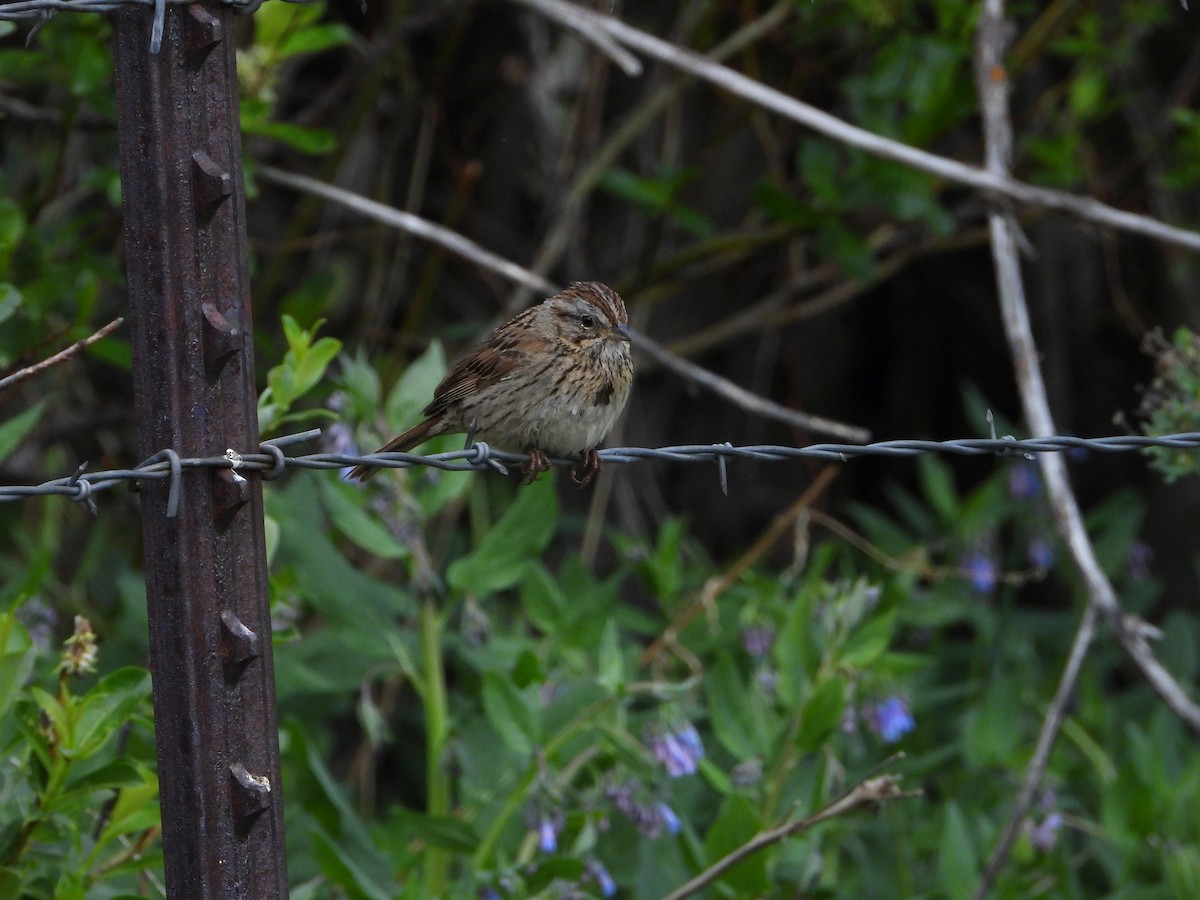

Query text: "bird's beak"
[611, 322, 633, 343]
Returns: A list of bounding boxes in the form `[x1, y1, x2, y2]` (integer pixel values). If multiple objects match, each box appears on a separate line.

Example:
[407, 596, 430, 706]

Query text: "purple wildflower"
[741, 625, 776, 658]
[656, 802, 681, 835]
[1008, 462, 1041, 500]
[603, 779, 680, 839]
[586, 858, 617, 897]
[1027, 812, 1063, 852]
[1127, 541, 1153, 582]
[866, 696, 914, 743]
[536, 815, 559, 853]
[963, 551, 999, 595]
[755, 668, 779, 695]
[1027, 537, 1054, 570]
[650, 723, 704, 777]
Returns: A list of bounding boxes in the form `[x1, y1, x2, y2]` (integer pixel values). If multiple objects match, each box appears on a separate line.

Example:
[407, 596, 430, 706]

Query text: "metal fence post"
[111, 4, 288, 897]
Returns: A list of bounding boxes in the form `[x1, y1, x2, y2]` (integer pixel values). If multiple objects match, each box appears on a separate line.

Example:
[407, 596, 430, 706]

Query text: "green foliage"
[1139, 327, 1200, 481]
[237, 2, 350, 156]
[0, 613, 159, 899]
[258, 315, 342, 433]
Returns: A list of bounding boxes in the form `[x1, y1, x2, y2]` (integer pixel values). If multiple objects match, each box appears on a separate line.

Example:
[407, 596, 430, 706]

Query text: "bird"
[348, 282, 634, 486]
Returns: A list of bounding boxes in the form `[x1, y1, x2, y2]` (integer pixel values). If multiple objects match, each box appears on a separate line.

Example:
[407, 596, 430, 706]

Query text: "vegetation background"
[2, 0, 1200, 897]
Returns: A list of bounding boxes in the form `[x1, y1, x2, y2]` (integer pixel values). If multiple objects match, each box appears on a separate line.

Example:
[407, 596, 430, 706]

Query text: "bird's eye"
[580, 314, 597, 328]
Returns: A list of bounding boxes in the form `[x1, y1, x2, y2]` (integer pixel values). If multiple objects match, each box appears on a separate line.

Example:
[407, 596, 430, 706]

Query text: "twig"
[639, 465, 838, 670]
[975, 0, 1200, 736]
[514, 0, 1200, 254]
[972, 605, 1098, 900]
[259, 166, 866, 439]
[0, 318, 124, 393]
[659, 774, 912, 900]
[630, 328, 870, 442]
[257, 166, 557, 296]
[514, 0, 641, 76]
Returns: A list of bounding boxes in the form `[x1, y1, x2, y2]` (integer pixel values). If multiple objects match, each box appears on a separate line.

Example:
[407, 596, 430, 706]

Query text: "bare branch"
[0, 318, 124, 393]
[257, 166, 558, 296]
[660, 774, 913, 900]
[975, 0, 1200, 734]
[630, 328, 870, 442]
[514, 0, 642, 76]
[516, 0, 1200, 254]
[259, 166, 866, 440]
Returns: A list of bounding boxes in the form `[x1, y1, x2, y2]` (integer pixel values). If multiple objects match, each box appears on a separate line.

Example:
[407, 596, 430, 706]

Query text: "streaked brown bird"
[348, 282, 634, 485]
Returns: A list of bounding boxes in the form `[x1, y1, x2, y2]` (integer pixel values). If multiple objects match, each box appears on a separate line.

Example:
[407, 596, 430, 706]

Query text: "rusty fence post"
[112, 3, 288, 897]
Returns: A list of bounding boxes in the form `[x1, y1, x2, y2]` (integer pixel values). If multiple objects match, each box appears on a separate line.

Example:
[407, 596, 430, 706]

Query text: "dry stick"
[0, 318, 124, 393]
[659, 774, 911, 900]
[515, 0, 642, 76]
[259, 166, 866, 440]
[257, 166, 558, 296]
[972, 607, 1098, 900]
[974, 2, 1200, 895]
[516, 0, 1200, 254]
[630, 328, 869, 442]
[638, 465, 838, 670]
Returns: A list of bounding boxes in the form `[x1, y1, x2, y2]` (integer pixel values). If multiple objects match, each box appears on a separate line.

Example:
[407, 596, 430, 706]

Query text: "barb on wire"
[2, 429, 1198, 512]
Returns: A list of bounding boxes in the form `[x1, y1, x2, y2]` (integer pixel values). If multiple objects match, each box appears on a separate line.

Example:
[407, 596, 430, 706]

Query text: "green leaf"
[838, 609, 897, 669]
[310, 827, 394, 900]
[280, 23, 353, 57]
[706, 652, 758, 760]
[916, 454, 959, 523]
[596, 618, 624, 694]
[390, 808, 480, 853]
[0, 401, 43, 463]
[447, 477, 558, 595]
[775, 586, 817, 706]
[521, 564, 566, 632]
[292, 335, 342, 399]
[71, 667, 151, 757]
[64, 758, 144, 794]
[95, 768, 159, 844]
[384, 341, 447, 437]
[937, 802, 977, 900]
[796, 676, 847, 752]
[241, 118, 336, 155]
[703, 793, 768, 894]
[481, 672, 538, 757]
[318, 478, 408, 560]
[0, 282, 21, 325]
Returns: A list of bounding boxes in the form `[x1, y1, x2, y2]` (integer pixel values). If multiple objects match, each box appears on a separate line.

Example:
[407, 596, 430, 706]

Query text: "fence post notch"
[112, 3, 288, 897]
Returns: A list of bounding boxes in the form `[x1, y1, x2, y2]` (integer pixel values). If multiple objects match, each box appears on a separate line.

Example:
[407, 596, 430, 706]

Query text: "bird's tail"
[347, 418, 441, 481]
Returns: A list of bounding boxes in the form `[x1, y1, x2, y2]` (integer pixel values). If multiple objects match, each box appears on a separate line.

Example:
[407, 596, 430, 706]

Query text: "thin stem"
[972, 605, 1098, 899]
[420, 597, 451, 896]
[0, 318, 124, 393]
[660, 775, 913, 900]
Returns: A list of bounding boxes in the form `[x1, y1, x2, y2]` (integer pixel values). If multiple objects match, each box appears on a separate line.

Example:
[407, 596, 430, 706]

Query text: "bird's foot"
[521, 448, 552, 484]
[571, 449, 602, 487]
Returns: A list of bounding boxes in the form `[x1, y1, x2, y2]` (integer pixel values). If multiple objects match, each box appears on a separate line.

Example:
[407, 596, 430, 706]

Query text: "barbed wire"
[0, 0, 309, 52]
[0, 0, 272, 19]
[3, 429, 1198, 515]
